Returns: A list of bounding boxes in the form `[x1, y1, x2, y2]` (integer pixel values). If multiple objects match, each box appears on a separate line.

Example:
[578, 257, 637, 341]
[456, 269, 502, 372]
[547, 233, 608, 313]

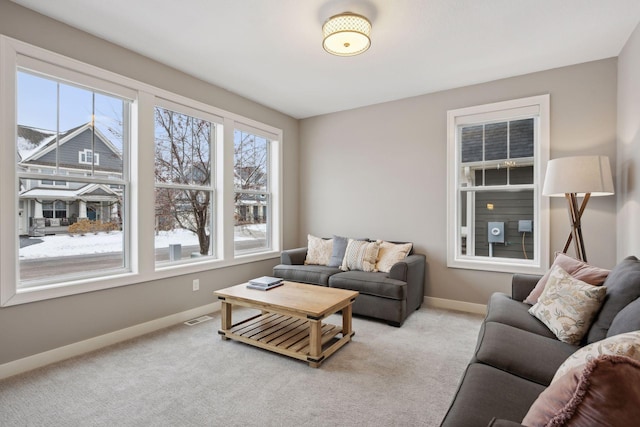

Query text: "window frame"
[152, 99, 222, 266]
[446, 95, 550, 274]
[233, 125, 275, 255]
[0, 35, 283, 306]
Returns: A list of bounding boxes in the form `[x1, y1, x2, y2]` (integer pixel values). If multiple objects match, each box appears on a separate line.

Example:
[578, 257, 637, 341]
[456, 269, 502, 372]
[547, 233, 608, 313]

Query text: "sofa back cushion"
[587, 256, 640, 344]
[608, 296, 640, 337]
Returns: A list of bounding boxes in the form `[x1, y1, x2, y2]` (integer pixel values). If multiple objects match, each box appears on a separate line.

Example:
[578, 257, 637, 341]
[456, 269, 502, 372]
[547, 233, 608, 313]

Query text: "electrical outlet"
[192, 279, 200, 292]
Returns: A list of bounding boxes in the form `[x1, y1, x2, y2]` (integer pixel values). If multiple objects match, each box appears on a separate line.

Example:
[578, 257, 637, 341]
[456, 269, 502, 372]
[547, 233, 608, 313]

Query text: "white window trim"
[78, 149, 99, 165]
[446, 95, 550, 274]
[1, 35, 283, 307]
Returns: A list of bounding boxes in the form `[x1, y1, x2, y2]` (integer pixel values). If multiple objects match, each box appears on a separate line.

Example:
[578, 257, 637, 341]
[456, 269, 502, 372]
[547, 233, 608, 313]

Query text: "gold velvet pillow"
[528, 265, 607, 345]
[304, 234, 333, 266]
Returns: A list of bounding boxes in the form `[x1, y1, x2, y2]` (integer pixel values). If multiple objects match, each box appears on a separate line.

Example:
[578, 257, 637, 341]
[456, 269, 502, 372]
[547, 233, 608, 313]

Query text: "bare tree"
[155, 108, 211, 255]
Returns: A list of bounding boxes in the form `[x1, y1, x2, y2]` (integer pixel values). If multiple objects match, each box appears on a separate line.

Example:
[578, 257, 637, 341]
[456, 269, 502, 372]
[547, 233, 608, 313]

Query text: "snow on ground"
[19, 225, 266, 259]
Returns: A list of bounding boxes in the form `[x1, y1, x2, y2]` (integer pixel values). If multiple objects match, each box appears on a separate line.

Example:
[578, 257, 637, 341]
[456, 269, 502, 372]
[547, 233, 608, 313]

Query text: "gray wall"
[0, 0, 299, 365]
[617, 21, 640, 259]
[300, 59, 618, 305]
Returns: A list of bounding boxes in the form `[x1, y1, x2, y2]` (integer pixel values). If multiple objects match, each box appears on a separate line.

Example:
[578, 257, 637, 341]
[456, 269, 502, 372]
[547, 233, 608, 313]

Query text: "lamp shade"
[542, 155, 614, 197]
[322, 12, 371, 56]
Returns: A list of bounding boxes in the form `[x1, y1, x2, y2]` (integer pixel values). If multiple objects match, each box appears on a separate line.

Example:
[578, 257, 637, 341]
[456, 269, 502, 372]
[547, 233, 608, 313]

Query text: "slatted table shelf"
[214, 281, 358, 367]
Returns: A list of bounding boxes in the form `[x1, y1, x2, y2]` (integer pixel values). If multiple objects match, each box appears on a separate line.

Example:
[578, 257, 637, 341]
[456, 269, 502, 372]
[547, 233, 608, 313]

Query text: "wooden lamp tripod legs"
[562, 192, 591, 262]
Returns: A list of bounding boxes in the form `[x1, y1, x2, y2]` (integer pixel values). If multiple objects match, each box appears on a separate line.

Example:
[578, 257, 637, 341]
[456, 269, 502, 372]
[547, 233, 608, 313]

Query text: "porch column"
[34, 200, 43, 217]
[79, 200, 87, 218]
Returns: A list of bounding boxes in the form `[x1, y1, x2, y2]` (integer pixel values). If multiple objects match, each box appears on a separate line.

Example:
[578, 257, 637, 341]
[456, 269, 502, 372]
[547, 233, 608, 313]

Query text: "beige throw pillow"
[524, 252, 609, 304]
[528, 265, 607, 345]
[375, 241, 412, 273]
[341, 239, 381, 272]
[552, 331, 640, 383]
[304, 234, 333, 266]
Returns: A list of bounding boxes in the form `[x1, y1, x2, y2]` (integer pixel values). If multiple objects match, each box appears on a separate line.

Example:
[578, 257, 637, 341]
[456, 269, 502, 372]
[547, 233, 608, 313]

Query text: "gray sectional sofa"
[272, 244, 426, 326]
[440, 255, 640, 426]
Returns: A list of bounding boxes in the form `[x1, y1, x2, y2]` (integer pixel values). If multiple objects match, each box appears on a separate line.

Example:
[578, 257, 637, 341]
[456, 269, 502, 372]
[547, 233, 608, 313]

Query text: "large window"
[234, 128, 271, 254]
[0, 36, 283, 306]
[15, 67, 130, 288]
[154, 104, 219, 264]
[447, 95, 550, 273]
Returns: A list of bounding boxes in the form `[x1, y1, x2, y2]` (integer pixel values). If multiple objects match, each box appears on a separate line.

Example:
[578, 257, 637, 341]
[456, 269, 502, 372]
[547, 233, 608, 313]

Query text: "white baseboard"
[0, 301, 221, 381]
[424, 296, 487, 315]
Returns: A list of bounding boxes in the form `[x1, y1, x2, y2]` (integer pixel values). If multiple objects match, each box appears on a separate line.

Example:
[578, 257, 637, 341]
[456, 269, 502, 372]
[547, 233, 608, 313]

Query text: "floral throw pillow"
[552, 331, 640, 383]
[304, 234, 333, 266]
[528, 265, 607, 345]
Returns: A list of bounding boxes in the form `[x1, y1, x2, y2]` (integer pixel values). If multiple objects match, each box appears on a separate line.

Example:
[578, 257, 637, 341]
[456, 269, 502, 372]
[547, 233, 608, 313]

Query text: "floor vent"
[184, 315, 213, 326]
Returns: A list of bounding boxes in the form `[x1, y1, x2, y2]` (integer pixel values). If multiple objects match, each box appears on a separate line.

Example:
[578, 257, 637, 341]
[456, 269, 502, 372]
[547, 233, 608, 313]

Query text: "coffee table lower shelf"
[218, 312, 353, 367]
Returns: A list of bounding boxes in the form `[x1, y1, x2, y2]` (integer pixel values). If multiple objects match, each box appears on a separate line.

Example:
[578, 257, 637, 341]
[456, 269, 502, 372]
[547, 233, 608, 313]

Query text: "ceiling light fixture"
[322, 12, 371, 57]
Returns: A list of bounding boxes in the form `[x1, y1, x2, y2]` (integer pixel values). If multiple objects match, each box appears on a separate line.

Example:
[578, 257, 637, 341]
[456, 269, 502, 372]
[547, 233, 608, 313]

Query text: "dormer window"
[79, 149, 99, 165]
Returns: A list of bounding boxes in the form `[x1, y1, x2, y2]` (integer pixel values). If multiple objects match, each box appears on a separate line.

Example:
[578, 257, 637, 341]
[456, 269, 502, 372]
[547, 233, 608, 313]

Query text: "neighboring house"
[17, 123, 123, 236]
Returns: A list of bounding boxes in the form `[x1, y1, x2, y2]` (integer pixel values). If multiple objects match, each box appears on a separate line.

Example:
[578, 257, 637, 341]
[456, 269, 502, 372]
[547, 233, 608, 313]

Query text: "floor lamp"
[542, 156, 614, 262]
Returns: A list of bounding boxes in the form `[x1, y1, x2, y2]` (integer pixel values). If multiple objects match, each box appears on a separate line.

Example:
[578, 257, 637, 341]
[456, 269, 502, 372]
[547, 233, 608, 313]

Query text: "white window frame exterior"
[0, 36, 283, 306]
[446, 95, 550, 274]
[79, 149, 99, 165]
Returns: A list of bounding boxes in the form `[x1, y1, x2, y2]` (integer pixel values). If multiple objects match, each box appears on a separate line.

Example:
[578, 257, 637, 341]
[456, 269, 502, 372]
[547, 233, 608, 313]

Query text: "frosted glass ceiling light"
[322, 12, 371, 56]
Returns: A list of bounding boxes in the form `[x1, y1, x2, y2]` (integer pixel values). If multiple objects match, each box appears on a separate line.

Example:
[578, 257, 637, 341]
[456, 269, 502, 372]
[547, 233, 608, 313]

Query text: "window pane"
[234, 130, 268, 192]
[485, 122, 508, 161]
[19, 181, 125, 286]
[155, 187, 212, 262]
[478, 167, 507, 186]
[460, 125, 483, 163]
[154, 107, 211, 186]
[510, 165, 534, 185]
[235, 192, 269, 253]
[17, 71, 125, 177]
[17, 68, 128, 289]
[466, 189, 534, 259]
[509, 119, 534, 158]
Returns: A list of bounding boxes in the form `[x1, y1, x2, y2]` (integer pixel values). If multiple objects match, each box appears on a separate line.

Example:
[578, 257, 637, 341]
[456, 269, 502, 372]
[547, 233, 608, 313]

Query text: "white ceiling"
[11, 0, 640, 119]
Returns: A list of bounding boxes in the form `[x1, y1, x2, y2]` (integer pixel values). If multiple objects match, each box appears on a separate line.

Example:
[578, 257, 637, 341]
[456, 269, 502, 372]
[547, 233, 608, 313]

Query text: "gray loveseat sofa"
[272, 244, 426, 326]
[440, 255, 640, 427]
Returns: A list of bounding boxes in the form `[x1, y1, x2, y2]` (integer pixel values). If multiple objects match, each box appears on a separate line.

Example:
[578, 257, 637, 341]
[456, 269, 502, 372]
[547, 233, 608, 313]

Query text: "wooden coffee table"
[214, 281, 358, 368]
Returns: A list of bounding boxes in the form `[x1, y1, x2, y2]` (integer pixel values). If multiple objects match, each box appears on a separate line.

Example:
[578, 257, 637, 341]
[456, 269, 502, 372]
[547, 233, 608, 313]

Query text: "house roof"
[10, 0, 640, 118]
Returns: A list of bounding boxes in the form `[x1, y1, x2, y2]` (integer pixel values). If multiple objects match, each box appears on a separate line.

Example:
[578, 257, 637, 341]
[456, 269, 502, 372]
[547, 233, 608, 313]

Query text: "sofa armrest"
[390, 253, 426, 311]
[511, 274, 542, 302]
[487, 418, 524, 427]
[280, 247, 308, 265]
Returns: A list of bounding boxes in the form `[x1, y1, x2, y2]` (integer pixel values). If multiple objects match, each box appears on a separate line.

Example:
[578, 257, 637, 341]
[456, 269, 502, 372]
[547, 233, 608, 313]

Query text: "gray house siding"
[30, 128, 122, 173]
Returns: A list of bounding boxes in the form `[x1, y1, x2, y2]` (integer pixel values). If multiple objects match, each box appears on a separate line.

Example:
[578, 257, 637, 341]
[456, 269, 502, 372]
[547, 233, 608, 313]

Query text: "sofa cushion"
[485, 293, 557, 339]
[272, 264, 340, 286]
[524, 252, 609, 304]
[528, 265, 606, 345]
[341, 239, 380, 272]
[375, 241, 412, 273]
[552, 330, 640, 383]
[608, 296, 640, 337]
[522, 355, 640, 427]
[475, 322, 579, 385]
[587, 255, 640, 344]
[304, 234, 333, 266]
[328, 271, 406, 300]
[328, 234, 349, 267]
[440, 362, 545, 427]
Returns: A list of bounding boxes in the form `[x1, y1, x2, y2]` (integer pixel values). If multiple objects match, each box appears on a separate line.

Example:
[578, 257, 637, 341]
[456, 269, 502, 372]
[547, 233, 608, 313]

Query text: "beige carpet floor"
[0, 306, 483, 426]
